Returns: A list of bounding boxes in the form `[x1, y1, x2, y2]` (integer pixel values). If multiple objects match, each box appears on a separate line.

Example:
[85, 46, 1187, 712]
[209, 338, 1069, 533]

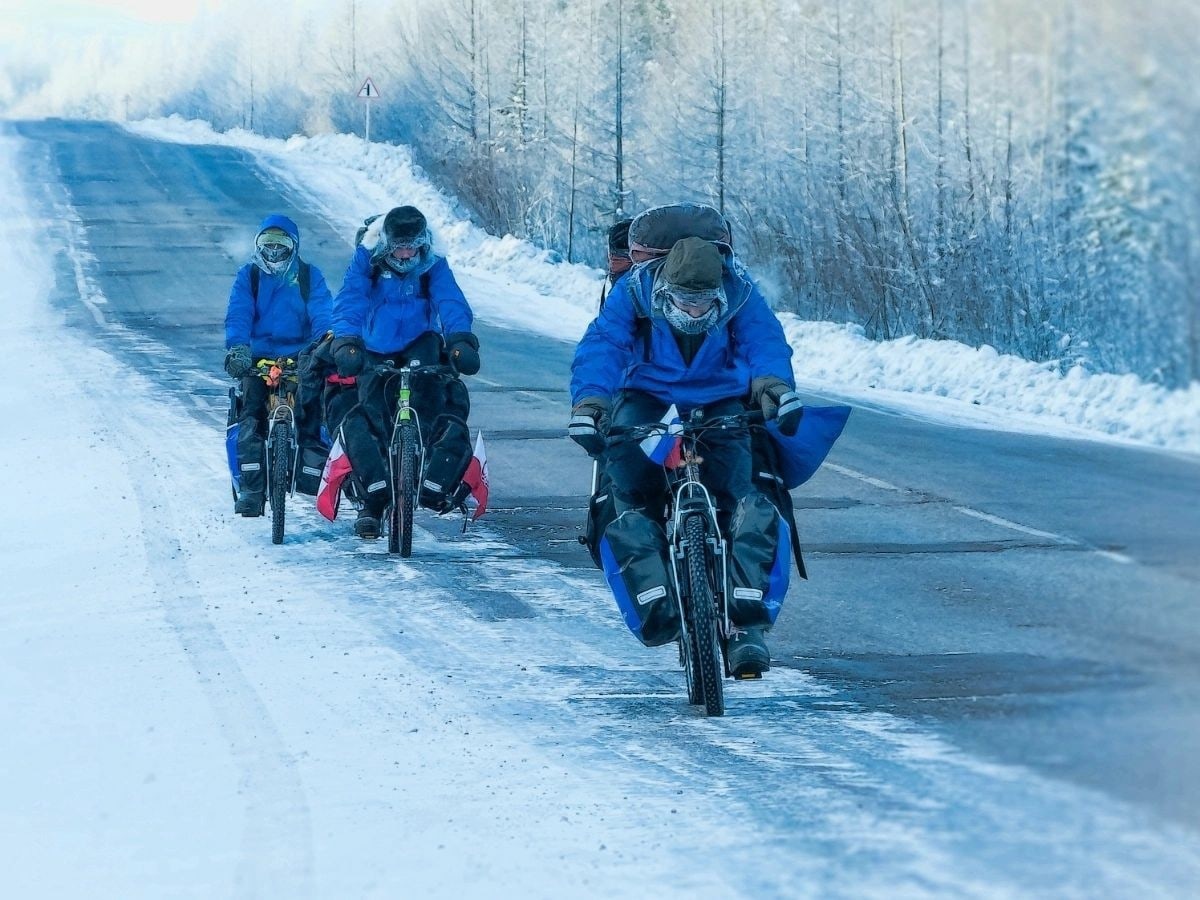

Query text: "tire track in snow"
[321, 529, 1200, 899]
[112, 426, 315, 899]
[48, 208, 316, 897]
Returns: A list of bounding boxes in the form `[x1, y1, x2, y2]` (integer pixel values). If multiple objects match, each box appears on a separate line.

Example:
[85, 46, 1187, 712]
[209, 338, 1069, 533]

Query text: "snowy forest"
[4, 0, 1199, 387]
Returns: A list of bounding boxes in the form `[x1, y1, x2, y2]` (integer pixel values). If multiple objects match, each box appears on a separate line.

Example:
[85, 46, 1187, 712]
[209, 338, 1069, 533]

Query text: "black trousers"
[236, 363, 322, 498]
[338, 332, 445, 514]
[606, 390, 753, 518]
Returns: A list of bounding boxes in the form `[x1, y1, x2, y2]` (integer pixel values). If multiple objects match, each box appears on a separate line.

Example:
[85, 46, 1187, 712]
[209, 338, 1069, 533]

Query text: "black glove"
[445, 331, 480, 375]
[751, 375, 804, 437]
[299, 332, 334, 378]
[224, 344, 252, 379]
[331, 335, 365, 377]
[568, 397, 611, 457]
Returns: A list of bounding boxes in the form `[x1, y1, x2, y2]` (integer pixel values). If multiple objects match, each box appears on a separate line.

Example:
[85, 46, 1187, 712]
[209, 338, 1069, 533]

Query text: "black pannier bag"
[599, 509, 681, 647]
[750, 428, 806, 580]
[420, 413, 472, 512]
[726, 491, 792, 627]
[225, 386, 242, 493]
[418, 375, 473, 512]
[294, 446, 329, 496]
[583, 463, 618, 569]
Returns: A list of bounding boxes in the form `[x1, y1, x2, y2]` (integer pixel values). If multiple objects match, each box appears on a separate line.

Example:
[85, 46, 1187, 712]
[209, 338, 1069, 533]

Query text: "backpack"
[623, 203, 737, 361]
[627, 203, 732, 257]
[250, 260, 311, 302]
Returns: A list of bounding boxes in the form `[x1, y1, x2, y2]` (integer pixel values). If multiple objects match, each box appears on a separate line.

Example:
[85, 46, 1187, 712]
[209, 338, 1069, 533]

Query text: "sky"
[2, 0, 213, 26]
[3, 119, 1199, 898]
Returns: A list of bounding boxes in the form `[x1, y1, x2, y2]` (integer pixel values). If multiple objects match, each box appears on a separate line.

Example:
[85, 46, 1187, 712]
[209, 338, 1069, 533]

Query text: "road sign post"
[357, 77, 380, 143]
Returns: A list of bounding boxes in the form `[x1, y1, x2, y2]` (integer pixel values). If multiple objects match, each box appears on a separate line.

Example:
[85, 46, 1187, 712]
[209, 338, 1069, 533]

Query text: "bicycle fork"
[265, 402, 298, 494]
[669, 494, 732, 659]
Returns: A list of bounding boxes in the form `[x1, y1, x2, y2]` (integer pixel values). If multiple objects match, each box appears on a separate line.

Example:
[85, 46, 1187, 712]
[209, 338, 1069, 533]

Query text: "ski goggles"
[387, 230, 430, 258]
[663, 286, 721, 314]
[256, 230, 295, 263]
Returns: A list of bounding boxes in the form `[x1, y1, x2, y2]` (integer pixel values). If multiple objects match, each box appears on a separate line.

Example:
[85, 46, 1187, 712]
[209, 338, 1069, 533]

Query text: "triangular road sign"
[357, 77, 380, 99]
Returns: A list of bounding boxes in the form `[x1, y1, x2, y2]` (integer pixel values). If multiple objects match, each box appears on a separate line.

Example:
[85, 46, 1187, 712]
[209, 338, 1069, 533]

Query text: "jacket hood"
[257, 214, 300, 247]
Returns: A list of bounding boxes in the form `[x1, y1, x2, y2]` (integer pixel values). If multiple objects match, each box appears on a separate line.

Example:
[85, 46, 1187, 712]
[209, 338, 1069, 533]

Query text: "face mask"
[255, 230, 295, 274]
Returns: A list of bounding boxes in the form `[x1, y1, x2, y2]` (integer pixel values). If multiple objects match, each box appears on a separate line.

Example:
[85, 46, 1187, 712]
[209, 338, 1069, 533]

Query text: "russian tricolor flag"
[640, 404, 684, 467]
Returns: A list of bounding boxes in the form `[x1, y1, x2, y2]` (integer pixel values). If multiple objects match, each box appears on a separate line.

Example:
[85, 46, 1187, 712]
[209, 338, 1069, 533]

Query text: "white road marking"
[951, 506, 1070, 542]
[828, 462, 1135, 563]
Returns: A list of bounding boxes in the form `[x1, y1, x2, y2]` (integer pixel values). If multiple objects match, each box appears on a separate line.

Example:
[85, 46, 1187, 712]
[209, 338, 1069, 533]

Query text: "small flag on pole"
[463, 431, 489, 520]
[316, 434, 353, 521]
[640, 404, 683, 467]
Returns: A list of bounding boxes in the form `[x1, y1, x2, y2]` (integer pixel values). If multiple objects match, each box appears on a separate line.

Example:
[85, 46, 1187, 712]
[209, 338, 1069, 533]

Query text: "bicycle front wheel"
[269, 420, 292, 545]
[389, 422, 418, 556]
[683, 513, 724, 716]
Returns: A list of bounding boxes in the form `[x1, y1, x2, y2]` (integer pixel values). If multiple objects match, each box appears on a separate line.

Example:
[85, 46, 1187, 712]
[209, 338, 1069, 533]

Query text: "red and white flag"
[462, 431, 489, 520]
[316, 434, 353, 521]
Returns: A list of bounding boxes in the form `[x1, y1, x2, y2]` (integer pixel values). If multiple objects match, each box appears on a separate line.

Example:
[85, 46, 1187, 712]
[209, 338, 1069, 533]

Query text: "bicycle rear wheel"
[683, 513, 724, 716]
[269, 420, 292, 545]
[389, 422, 418, 556]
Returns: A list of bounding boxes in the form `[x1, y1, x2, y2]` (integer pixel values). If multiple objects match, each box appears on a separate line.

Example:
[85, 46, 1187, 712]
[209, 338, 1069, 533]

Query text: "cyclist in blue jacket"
[329, 205, 480, 538]
[569, 223, 803, 676]
[224, 214, 333, 517]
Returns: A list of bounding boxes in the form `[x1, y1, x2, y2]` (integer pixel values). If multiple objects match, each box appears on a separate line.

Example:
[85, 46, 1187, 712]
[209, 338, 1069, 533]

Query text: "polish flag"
[462, 431, 489, 520]
[640, 404, 684, 467]
[316, 434, 352, 521]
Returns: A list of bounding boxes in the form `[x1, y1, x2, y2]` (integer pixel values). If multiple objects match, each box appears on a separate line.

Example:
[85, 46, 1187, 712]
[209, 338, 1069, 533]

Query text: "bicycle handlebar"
[372, 360, 460, 378]
[253, 357, 298, 369]
[607, 409, 766, 445]
[252, 357, 299, 388]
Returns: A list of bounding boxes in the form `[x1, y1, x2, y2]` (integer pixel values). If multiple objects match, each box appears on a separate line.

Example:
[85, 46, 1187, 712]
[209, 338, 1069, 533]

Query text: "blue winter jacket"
[570, 256, 795, 410]
[331, 245, 473, 353]
[224, 215, 333, 357]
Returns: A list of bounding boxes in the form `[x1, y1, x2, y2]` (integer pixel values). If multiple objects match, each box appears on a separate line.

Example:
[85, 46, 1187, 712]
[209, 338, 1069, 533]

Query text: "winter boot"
[354, 510, 380, 539]
[235, 491, 265, 518]
[727, 626, 770, 679]
[354, 498, 385, 539]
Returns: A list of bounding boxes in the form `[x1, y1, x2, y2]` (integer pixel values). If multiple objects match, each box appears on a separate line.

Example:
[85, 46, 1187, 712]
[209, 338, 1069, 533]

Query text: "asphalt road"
[12, 118, 1200, 837]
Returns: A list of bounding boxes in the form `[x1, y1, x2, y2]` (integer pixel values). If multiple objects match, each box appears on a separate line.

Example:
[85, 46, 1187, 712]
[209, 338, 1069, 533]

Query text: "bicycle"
[610, 409, 765, 717]
[372, 359, 460, 556]
[254, 357, 299, 545]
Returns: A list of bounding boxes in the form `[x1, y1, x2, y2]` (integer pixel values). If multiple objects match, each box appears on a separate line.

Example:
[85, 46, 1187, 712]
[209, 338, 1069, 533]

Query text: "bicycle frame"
[379, 363, 430, 485]
[665, 444, 732, 652]
[261, 361, 299, 496]
[373, 359, 459, 554]
[610, 409, 763, 689]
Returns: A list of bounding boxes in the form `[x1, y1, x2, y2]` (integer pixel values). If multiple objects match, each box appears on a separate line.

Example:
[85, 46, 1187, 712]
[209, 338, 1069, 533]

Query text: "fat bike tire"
[680, 634, 703, 705]
[269, 420, 291, 545]
[684, 513, 724, 716]
[389, 423, 418, 556]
